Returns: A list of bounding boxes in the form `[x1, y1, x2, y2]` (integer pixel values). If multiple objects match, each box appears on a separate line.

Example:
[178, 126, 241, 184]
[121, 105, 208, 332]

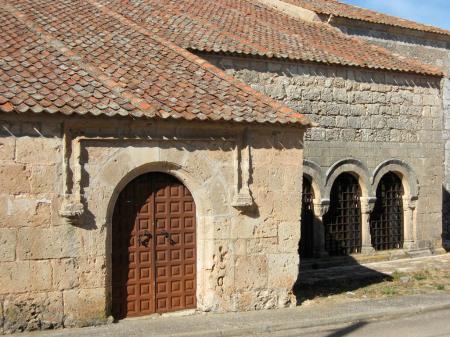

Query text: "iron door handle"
[160, 230, 176, 245]
[139, 231, 152, 246]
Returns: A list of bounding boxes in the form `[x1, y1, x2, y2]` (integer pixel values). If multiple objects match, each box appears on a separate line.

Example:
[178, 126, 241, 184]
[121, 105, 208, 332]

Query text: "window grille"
[324, 173, 362, 256]
[370, 172, 404, 250]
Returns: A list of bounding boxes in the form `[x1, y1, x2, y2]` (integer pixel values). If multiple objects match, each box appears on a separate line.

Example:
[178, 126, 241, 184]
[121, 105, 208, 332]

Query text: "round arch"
[325, 158, 372, 200]
[87, 146, 229, 314]
[303, 159, 325, 203]
[371, 159, 419, 200]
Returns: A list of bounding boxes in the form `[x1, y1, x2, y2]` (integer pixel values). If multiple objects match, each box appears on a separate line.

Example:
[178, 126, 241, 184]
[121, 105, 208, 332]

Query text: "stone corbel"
[232, 128, 253, 208]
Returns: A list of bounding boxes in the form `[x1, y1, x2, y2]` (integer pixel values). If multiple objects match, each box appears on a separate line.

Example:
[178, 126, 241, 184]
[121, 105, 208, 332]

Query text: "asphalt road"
[267, 308, 450, 337]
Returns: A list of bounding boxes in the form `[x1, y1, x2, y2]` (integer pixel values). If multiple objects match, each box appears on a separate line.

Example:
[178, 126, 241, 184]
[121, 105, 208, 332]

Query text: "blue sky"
[342, 0, 450, 30]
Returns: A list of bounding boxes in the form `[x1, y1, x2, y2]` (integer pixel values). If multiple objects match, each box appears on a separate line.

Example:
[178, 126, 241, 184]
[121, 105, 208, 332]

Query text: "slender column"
[313, 200, 329, 257]
[360, 197, 376, 254]
[402, 197, 416, 251]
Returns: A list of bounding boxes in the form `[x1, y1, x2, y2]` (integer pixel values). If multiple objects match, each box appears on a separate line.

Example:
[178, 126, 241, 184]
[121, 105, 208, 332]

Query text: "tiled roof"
[283, 0, 450, 37]
[0, 0, 310, 126]
[98, 0, 443, 77]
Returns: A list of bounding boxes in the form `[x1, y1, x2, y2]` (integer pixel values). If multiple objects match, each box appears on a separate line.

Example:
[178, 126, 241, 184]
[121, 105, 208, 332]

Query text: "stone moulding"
[59, 126, 253, 223]
[371, 158, 420, 200]
[324, 157, 373, 199]
[231, 128, 253, 208]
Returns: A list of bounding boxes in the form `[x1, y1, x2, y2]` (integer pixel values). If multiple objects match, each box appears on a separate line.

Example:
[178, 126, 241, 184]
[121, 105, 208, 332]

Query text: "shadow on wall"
[443, 186, 450, 252]
[293, 218, 393, 305]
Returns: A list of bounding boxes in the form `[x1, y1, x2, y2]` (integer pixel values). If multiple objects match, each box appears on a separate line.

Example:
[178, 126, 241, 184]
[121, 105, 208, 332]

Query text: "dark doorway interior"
[300, 176, 315, 258]
[324, 173, 362, 256]
[370, 172, 404, 251]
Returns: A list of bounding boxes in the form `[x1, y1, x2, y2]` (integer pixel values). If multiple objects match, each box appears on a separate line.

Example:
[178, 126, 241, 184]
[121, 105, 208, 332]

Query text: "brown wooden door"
[112, 172, 196, 319]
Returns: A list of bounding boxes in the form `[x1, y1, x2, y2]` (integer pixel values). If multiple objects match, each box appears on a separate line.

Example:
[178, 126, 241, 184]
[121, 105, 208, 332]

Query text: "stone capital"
[359, 196, 377, 214]
[313, 199, 330, 217]
[402, 196, 417, 210]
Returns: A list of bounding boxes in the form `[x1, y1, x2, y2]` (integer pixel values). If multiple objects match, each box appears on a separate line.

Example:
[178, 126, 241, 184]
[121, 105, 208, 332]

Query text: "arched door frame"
[88, 146, 226, 315]
[303, 160, 328, 257]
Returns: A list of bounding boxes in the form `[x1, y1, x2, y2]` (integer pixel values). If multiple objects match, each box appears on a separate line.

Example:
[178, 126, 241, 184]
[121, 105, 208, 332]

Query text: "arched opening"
[300, 175, 315, 258]
[370, 172, 404, 251]
[324, 173, 362, 256]
[112, 172, 196, 319]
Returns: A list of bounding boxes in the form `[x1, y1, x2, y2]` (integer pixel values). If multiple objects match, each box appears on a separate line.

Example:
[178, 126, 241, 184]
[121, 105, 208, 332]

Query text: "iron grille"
[300, 176, 315, 258]
[370, 172, 404, 250]
[324, 173, 362, 256]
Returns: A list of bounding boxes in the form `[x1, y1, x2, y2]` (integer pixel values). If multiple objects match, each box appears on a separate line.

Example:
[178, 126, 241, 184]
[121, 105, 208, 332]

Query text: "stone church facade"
[0, 0, 449, 334]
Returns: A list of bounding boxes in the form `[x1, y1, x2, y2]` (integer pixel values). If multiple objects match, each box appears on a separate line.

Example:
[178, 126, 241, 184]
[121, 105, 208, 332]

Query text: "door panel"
[112, 172, 196, 319]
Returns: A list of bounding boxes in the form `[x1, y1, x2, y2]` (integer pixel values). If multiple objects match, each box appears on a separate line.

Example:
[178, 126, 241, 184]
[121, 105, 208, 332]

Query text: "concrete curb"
[169, 301, 450, 337]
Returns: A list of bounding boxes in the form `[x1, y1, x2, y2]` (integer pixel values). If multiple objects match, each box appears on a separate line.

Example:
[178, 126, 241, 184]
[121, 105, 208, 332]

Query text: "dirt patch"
[298, 267, 450, 307]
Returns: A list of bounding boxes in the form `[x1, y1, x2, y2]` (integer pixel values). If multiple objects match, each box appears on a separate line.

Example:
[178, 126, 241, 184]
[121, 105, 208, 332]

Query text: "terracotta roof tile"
[0, 0, 310, 126]
[283, 0, 450, 37]
[98, 0, 442, 76]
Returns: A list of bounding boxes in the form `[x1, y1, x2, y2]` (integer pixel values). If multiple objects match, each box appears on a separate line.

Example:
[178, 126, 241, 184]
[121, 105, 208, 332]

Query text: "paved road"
[269, 309, 450, 337]
[8, 293, 450, 337]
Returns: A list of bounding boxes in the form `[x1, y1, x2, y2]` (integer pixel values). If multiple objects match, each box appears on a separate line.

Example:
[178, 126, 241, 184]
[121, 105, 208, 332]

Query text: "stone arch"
[303, 160, 325, 204]
[88, 145, 228, 314]
[371, 159, 420, 250]
[371, 159, 419, 200]
[325, 158, 372, 200]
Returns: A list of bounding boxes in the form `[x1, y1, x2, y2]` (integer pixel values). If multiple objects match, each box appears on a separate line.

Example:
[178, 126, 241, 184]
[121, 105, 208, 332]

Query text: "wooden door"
[112, 172, 196, 319]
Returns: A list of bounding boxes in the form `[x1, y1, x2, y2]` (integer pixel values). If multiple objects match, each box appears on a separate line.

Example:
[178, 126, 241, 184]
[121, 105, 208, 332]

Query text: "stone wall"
[202, 54, 443, 250]
[329, 18, 450, 243]
[0, 115, 305, 333]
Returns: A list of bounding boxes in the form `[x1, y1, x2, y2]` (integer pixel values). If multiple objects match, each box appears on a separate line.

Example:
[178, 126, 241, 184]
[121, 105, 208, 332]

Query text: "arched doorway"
[112, 172, 196, 319]
[300, 176, 315, 258]
[370, 172, 404, 250]
[324, 173, 362, 256]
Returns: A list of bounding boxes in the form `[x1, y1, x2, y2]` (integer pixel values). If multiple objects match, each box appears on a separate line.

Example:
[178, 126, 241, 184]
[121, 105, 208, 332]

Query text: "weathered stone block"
[2, 292, 63, 334]
[0, 196, 52, 228]
[0, 164, 30, 194]
[0, 229, 16, 262]
[0, 137, 15, 162]
[17, 226, 81, 260]
[267, 254, 298, 288]
[277, 222, 300, 252]
[0, 261, 52, 294]
[30, 165, 59, 194]
[235, 255, 267, 289]
[52, 258, 80, 291]
[16, 137, 60, 165]
[63, 288, 107, 327]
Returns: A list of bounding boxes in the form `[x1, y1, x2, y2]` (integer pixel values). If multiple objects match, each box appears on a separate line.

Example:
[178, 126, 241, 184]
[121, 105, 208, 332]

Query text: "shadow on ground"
[294, 240, 393, 305]
[325, 321, 368, 337]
